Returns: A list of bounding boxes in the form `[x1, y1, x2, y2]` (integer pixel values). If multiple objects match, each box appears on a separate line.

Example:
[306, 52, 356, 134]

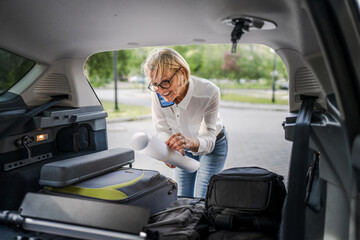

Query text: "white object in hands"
[130, 132, 200, 173]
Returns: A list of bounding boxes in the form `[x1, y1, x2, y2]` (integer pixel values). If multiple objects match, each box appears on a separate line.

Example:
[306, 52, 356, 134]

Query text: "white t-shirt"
[151, 75, 223, 156]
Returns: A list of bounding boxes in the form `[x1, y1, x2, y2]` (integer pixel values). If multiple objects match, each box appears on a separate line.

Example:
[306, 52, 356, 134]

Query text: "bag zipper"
[120, 177, 176, 203]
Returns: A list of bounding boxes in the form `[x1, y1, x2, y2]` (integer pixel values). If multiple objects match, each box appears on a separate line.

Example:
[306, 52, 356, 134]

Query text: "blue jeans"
[175, 129, 228, 198]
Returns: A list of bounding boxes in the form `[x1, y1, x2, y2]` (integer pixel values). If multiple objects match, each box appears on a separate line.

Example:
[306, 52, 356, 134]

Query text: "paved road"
[105, 102, 292, 185]
[94, 88, 292, 185]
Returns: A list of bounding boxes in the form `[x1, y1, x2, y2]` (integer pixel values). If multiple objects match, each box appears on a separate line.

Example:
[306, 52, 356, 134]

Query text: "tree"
[116, 49, 133, 80]
[85, 44, 288, 88]
[85, 52, 113, 87]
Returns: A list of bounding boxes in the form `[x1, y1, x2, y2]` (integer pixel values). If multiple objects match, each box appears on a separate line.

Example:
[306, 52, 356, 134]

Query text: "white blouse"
[151, 76, 223, 156]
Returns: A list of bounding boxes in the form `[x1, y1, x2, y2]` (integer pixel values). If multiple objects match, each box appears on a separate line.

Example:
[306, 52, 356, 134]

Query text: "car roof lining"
[0, 0, 316, 63]
[0, 0, 332, 112]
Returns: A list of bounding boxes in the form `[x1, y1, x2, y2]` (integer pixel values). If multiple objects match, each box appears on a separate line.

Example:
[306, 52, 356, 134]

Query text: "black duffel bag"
[146, 198, 209, 240]
[205, 167, 287, 235]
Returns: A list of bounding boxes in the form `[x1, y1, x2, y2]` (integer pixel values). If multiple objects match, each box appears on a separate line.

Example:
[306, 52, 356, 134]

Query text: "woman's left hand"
[166, 133, 199, 156]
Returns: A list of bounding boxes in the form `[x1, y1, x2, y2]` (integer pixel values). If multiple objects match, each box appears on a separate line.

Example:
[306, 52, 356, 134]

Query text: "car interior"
[0, 0, 359, 239]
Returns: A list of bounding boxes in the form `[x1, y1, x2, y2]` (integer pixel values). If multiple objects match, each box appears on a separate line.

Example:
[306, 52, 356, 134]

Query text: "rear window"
[0, 49, 35, 95]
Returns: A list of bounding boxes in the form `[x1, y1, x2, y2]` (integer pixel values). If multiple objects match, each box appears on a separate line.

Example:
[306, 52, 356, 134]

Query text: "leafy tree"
[199, 45, 227, 79]
[85, 50, 134, 87]
[116, 49, 133, 80]
[85, 44, 288, 89]
[125, 48, 149, 76]
[85, 51, 113, 87]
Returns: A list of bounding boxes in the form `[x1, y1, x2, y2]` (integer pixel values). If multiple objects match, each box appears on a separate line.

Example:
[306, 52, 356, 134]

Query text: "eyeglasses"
[148, 69, 180, 92]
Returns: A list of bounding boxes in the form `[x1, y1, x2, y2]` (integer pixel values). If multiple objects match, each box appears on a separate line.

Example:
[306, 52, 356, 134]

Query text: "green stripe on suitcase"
[46, 170, 145, 200]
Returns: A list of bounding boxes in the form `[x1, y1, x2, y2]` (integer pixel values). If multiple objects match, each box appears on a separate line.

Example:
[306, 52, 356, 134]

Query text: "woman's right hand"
[166, 132, 199, 156]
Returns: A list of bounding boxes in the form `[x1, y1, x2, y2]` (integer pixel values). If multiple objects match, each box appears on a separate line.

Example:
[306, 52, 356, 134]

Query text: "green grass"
[101, 100, 151, 119]
[221, 94, 288, 105]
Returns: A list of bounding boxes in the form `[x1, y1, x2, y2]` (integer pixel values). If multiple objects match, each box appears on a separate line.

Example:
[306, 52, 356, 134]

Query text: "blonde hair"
[143, 48, 190, 85]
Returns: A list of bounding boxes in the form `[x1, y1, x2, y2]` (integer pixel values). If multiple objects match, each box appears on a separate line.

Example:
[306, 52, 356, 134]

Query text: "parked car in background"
[277, 79, 289, 90]
[128, 76, 145, 84]
[0, 0, 359, 239]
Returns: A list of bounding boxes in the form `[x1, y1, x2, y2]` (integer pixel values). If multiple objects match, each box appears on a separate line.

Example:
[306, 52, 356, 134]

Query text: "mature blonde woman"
[143, 48, 228, 198]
